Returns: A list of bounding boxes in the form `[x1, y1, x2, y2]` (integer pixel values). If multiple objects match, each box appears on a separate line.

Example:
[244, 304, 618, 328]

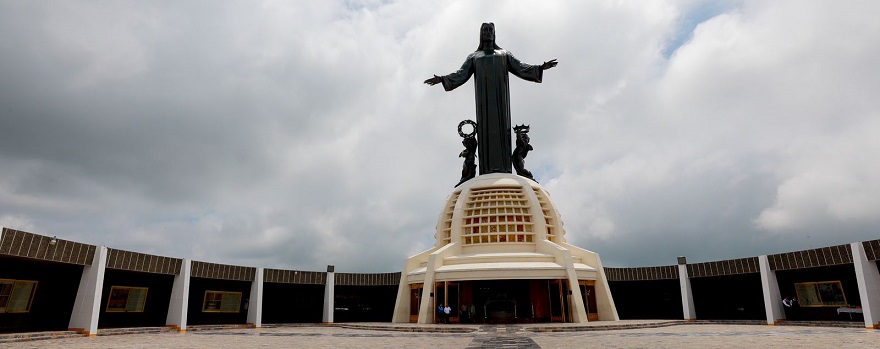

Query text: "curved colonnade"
[1, 226, 879, 335]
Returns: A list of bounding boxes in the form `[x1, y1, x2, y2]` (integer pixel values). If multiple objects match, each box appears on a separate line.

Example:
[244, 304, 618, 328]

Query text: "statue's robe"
[441, 49, 543, 175]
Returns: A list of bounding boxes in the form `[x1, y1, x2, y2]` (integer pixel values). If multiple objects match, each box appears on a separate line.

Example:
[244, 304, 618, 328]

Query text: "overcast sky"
[1, 0, 879, 272]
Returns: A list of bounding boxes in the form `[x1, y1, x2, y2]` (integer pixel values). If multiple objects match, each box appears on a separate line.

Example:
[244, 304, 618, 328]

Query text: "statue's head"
[514, 124, 530, 144]
[477, 22, 501, 51]
[463, 136, 477, 149]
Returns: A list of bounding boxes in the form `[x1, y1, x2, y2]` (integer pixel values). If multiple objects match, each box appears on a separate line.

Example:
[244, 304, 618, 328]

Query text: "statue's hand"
[424, 75, 443, 86]
[541, 59, 558, 70]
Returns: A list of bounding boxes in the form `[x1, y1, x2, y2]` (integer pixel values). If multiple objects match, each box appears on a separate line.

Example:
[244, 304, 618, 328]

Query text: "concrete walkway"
[2, 321, 877, 348]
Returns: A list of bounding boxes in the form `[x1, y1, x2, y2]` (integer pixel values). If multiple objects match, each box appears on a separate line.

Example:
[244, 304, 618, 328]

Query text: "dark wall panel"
[775, 264, 860, 321]
[0, 256, 83, 333]
[186, 277, 251, 325]
[334, 285, 398, 322]
[262, 283, 324, 323]
[608, 279, 682, 320]
[690, 273, 764, 320]
[98, 269, 174, 328]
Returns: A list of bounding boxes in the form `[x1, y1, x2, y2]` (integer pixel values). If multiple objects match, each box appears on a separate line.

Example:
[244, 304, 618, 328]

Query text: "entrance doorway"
[475, 280, 526, 323]
[409, 284, 422, 323]
[441, 279, 574, 324]
[414, 279, 586, 323]
[432, 281, 460, 324]
[578, 280, 599, 321]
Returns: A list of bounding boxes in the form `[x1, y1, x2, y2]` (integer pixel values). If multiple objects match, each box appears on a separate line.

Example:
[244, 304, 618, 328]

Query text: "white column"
[166, 259, 191, 332]
[677, 257, 696, 320]
[759, 255, 786, 325]
[247, 267, 264, 328]
[562, 250, 588, 323]
[417, 262, 437, 324]
[417, 245, 451, 324]
[391, 261, 411, 323]
[852, 242, 880, 329]
[68, 245, 108, 337]
[322, 265, 335, 323]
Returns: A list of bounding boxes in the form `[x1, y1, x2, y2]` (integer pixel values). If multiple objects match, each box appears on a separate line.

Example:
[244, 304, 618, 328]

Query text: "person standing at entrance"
[444, 305, 452, 323]
[783, 296, 798, 320]
[437, 304, 444, 324]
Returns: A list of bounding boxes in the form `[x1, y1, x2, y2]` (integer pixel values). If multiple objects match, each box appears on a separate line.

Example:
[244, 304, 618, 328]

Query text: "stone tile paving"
[531, 325, 879, 349]
[467, 325, 539, 349]
[1, 323, 878, 349]
[0, 327, 473, 349]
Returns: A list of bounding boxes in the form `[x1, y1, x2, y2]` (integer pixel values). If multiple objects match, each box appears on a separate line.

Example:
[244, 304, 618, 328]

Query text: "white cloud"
[0, 214, 36, 233]
[755, 116, 880, 231]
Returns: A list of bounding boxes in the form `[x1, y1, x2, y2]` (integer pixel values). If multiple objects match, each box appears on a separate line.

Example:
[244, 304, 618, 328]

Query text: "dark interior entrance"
[433, 279, 572, 324]
[475, 280, 528, 323]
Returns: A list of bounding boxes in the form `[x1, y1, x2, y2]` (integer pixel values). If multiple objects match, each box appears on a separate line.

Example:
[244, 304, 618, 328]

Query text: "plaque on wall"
[1, 280, 37, 313]
[795, 281, 847, 307]
[106, 286, 148, 312]
[219, 292, 241, 312]
[203, 291, 242, 313]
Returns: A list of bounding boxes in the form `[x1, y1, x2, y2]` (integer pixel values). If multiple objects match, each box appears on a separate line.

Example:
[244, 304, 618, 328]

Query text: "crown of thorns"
[513, 124, 530, 133]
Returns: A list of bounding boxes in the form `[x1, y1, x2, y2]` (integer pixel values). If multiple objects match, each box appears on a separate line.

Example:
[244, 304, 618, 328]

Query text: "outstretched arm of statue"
[424, 75, 443, 86]
[541, 59, 558, 70]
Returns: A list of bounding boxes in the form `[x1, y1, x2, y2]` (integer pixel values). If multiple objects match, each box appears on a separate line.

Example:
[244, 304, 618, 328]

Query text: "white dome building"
[392, 173, 618, 323]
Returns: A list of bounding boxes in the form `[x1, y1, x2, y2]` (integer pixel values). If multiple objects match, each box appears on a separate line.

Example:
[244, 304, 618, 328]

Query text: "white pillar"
[852, 242, 880, 329]
[322, 265, 335, 323]
[166, 259, 191, 332]
[759, 255, 786, 325]
[247, 267, 264, 328]
[417, 271, 437, 323]
[677, 257, 696, 320]
[562, 250, 588, 323]
[68, 245, 108, 337]
[391, 262, 411, 323]
[417, 250, 442, 324]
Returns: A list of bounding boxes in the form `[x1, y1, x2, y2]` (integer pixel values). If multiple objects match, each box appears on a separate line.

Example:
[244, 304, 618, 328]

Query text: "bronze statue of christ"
[425, 22, 557, 175]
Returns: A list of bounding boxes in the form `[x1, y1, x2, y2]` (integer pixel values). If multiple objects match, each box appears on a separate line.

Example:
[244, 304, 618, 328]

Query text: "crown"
[513, 124, 530, 133]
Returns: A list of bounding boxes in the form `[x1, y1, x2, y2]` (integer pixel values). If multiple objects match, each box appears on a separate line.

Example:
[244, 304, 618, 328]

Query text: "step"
[97, 327, 172, 336]
[777, 320, 864, 328]
[688, 320, 767, 326]
[187, 324, 254, 332]
[336, 323, 476, 333]
[0, 331, 85, 343]
[261, 323, 329, 328]
[525, 320, 684, 332]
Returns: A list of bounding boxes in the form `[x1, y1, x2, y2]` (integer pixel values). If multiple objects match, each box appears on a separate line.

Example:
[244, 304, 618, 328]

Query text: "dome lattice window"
[460, 186, 534, 245]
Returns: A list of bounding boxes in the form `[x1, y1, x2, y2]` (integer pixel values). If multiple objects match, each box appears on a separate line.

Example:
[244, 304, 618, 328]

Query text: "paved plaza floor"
[3, 322, 878, 348]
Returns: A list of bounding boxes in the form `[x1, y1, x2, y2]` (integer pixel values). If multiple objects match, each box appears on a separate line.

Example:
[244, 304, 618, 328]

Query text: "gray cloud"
[1, 0, 879, 272]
